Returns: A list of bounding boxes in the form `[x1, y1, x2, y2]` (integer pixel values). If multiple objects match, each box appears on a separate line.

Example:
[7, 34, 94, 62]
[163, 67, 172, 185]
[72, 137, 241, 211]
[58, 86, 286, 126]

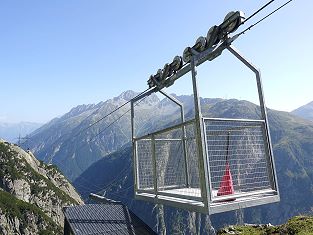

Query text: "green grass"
[280, 216, 313, 235]
[218, 216, 313, 235]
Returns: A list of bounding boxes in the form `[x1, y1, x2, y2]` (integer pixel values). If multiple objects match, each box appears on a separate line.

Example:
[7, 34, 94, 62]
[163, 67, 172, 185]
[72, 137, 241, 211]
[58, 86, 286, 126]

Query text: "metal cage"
[131, 45, 279, 214]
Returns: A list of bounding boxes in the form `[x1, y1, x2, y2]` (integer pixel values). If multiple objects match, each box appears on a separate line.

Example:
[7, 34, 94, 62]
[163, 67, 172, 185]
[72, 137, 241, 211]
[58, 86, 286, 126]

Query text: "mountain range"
[22, 90, 313, 232]
[26, 90, 205, 180]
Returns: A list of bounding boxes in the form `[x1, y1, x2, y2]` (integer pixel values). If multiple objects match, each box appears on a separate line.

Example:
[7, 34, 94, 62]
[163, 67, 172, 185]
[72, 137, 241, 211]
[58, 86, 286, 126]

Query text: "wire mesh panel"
[134, 120, 206, 211]
[136, 139, 154, 190]
[204, 118, 274, 202]
[185, 123, 201, 191]
[154, 122, 201, 199]
[155, 132, 186, 190]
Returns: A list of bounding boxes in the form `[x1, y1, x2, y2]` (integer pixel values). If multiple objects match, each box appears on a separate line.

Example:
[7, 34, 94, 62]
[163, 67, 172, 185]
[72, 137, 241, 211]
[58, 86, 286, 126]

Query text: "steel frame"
[131, 40, 279, 214]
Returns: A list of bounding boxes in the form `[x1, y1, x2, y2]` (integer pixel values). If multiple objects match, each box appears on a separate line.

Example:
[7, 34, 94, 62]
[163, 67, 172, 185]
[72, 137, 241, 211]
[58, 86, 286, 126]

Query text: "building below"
[63, 203, 156, 235]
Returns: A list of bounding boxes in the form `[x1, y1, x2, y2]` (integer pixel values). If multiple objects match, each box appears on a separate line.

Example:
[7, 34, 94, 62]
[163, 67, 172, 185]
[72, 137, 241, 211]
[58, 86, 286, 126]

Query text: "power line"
[73, 88, 150, 139]
[236, 0, 294, 37]
[52, 157, 112, 192]
[72, 102, 129, 139]
[95, 167, 133, 195]
[14, 90, 150, 196]
[243, 0, 275, 24]
[18, 88, 151, 167]
[75, 109, 130, 152]
[20, 88, 150, 153]
[85, 110, 131, 145]
[76, 95, 147, 152]
[19, 92, 151, 204]
[71, 104, 107, 135]
[71, 97, 149, 195]
[73, 158, 132, 199]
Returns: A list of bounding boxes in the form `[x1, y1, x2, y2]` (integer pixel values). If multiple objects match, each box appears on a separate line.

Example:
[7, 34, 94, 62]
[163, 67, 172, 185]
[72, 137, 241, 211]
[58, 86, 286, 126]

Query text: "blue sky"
[0, 0, 311, 123]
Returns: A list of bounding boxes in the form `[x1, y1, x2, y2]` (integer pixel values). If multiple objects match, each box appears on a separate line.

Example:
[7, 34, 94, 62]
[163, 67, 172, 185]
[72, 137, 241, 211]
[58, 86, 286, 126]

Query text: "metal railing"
[134, 120, 202, 200]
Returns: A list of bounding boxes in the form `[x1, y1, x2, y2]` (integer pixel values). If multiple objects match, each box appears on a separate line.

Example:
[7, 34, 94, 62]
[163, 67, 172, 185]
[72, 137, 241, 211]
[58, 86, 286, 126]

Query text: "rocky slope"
[0, 190, 61, 235]
[0, 140, 83, 234]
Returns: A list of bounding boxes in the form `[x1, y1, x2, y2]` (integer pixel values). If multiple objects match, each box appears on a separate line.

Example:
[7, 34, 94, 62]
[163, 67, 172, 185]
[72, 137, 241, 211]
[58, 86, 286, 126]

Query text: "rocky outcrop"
[0, 140, 83, 233]
[0, 191, 62, 234]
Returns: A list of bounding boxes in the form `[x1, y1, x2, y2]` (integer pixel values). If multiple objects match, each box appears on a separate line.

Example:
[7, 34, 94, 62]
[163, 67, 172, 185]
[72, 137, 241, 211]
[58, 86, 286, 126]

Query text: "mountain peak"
[292, 100, 313, 121]
[115, 90, 139, 101]
[65, 104, 96, 118]
[293, 101, 313, 110]
[113, 90, 160, 106]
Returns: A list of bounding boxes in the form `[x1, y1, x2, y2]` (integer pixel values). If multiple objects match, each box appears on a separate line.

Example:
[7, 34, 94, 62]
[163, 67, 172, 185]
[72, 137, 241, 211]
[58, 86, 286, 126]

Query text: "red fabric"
[217, 162, 235, 196]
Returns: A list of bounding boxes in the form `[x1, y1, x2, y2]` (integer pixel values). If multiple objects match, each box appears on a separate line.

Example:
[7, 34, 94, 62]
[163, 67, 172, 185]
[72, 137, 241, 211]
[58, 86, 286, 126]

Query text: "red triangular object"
[217, 162, 234, 196]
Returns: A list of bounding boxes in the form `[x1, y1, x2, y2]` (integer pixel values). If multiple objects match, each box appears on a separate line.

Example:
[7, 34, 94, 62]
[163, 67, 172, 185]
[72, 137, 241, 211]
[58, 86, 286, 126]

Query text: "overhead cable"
[76, 95, 147, 151]
[73, 88, 150, 139]
[243, 0, 275, 24]
[236, 0, 294, 37]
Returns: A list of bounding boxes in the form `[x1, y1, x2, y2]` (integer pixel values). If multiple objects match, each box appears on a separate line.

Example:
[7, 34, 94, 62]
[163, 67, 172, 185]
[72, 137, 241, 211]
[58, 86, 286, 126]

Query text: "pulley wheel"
[223, 11, 242, 33]
[183, 47, 191, 63]
[172, 56, 183, 71]
[163, 63, 171, 78]
[148, 75, 154, 87]
[207, 25, 220, 47]
[156, 69, 163, 81]
[194, 36, 207, 51]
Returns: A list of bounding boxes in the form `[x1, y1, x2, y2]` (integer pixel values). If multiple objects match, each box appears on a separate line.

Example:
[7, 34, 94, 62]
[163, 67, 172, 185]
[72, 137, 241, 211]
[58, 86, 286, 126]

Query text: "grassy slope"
[218, 216, 313, 235]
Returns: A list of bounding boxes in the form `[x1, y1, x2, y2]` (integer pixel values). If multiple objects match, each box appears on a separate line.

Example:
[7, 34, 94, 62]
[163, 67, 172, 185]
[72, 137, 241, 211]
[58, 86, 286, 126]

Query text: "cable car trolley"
[131, 11, 279, 214]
